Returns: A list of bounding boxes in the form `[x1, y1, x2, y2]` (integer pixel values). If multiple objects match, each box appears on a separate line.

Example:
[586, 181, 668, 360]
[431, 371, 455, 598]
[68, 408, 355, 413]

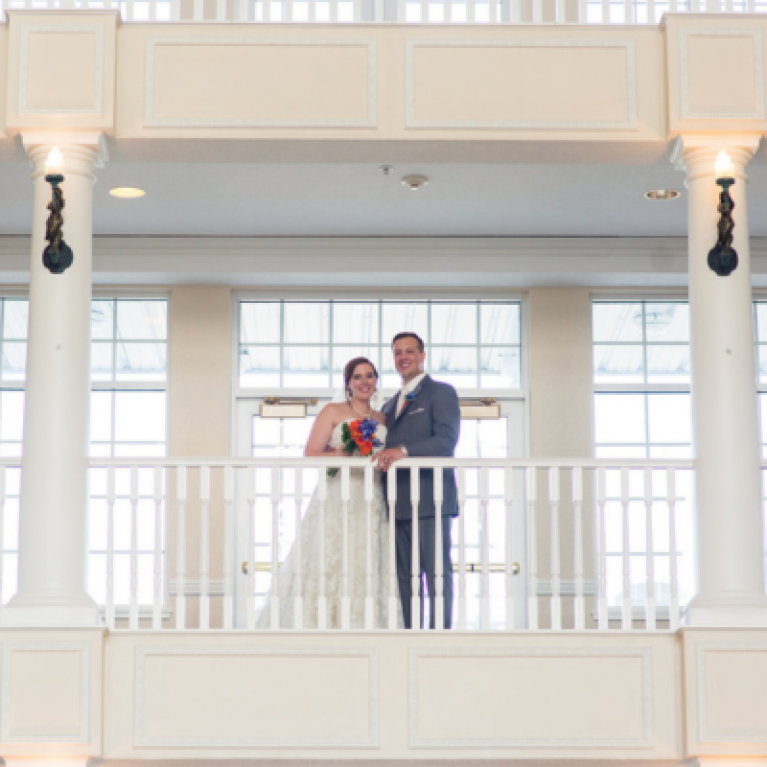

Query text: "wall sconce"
[42, 147, 74, 275]
[708, 150, 737, 277]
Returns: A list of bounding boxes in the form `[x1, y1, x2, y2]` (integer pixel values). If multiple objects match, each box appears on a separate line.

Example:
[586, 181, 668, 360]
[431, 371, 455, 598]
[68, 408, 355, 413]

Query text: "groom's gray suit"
[382, 375, 460, 629]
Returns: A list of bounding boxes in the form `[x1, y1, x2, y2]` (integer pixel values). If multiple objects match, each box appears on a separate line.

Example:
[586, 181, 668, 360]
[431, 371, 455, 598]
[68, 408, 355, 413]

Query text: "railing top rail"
[78, 456, 696, 469]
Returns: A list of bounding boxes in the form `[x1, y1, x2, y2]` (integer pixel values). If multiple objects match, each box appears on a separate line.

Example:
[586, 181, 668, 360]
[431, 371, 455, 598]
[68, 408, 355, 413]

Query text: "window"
[238, 300, 522, 391]
[0, 296, 168, 606]
[592, 300, 695, 612]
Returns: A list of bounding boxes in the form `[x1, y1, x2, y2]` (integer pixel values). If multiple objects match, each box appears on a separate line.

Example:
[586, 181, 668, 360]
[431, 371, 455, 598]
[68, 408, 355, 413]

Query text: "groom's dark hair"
[391, 332, 425, 352]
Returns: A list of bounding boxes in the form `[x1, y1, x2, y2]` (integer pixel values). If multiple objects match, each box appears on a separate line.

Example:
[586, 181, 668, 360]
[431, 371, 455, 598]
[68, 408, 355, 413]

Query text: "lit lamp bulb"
[715, 150, 734, 181]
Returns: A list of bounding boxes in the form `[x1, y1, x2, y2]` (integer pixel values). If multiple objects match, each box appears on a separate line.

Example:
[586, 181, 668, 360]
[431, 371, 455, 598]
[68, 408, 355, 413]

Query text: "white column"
[2, 133, 107, 627]
[672, 134, 767, 626]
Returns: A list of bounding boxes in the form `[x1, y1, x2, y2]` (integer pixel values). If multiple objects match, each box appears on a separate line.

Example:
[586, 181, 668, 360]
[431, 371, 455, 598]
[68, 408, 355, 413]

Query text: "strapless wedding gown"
[256, 419, 395, 629]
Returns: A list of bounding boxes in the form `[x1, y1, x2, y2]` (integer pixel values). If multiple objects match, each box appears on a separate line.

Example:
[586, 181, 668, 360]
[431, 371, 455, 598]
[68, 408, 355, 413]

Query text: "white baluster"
[375, 0, 384, 18]
[480, 467, 490, 630]
[352, 0, 360, 19]
[194, 0, 204, 18]
[532, 0, 542, 22]
[526, 467, 538, 630]
[397, 0, 405, 21]
[129, 465, 139, 630]
[318, 469, 328, 630]
[747, 0, 755, 11]
[308, 0, 316, 21]
[172, 0, 181, 19]
[620, 467, 632, 631]
[106, 465, 116, 630]
[246, 466, 256, 630]
[149, 0, 157, 20]
[489, 0, 498, 22]
[725, 0, 733, 10]
[0, 468, 5, 610]
[420, 0, 427, 22]
[410, 466, 420, 630]
[596, 467, 608, 630]
[457, 468, 467, 630]
[623, 0, 631, 22]
[199, 465, 210, 630]
[152, 466, 163, 631]
[601, 0, 608, 23]
[238, 0, 248, 18]
[329, 0, 337, 20]
[572, 467, 585, 631]
[549, 467, 561, 631]
[364, 465, 374, 630]
[270, 466, 280, 630]
[341, 466, 351, 629]
[504, 466, 514, 631]
[555, 0, 565, 21]
[126, 0, 135, 20]
[223, 466, 234, 630]
[293, 467, 303, 630]
[217, 0, 227, 17]
[576, 0, 586, 22]
[646, 0, 654, 22]
[467, 0, 475, 21]
[667, 468, 680, 631]
[644, 467, 655, 631]
[387, 468, 398, 630]
[434, 466, 444, 631]
[445, 0, 452, 22]
[669, 0, 677, 11]
[176, 466, 187, 630]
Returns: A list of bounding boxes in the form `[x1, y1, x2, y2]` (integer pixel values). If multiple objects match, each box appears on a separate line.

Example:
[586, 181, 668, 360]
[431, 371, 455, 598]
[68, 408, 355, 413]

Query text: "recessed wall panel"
[406, 40, 636, 129]
[145, 39, 376, 128]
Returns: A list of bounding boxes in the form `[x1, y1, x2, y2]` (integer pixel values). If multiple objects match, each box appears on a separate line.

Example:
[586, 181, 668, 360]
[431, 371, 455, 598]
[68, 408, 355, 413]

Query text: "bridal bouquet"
[327, 418, 383, 477]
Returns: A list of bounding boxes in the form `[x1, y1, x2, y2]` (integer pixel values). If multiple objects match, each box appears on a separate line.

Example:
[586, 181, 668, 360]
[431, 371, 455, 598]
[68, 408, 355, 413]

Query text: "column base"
[1, 591, 101, 627]
[683, 592, 767, 627]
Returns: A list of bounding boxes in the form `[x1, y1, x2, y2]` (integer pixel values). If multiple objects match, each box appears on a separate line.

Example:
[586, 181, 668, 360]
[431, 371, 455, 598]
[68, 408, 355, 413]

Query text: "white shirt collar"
[400, 372, 426, 396]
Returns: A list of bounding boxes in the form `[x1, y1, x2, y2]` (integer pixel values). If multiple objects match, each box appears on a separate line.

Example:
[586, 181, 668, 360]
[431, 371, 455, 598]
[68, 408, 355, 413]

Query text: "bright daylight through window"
[0, 297, 168, 607]
[592, 300, 695, 613]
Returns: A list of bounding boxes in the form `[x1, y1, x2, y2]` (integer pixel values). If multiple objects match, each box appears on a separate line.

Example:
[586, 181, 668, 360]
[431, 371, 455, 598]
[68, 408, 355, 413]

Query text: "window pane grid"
[239, 300, 522, 390]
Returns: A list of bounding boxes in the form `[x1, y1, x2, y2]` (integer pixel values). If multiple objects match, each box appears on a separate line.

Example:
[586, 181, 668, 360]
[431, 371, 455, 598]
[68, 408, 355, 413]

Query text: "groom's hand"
[373, 448, 405, 472]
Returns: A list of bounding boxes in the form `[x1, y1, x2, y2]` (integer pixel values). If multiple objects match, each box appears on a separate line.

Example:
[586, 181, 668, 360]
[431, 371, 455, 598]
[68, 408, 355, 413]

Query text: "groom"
[374, 332, 460, 629]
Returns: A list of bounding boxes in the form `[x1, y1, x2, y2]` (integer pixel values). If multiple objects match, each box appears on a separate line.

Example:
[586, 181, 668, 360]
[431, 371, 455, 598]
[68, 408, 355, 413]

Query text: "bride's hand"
[323, 446, 344, 456]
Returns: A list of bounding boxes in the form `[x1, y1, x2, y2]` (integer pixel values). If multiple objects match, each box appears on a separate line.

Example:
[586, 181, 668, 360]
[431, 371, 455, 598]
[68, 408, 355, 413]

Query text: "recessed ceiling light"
[109, 186, 146, 199]
[644, 189, 680, 201]
[401, 175, 428, 191]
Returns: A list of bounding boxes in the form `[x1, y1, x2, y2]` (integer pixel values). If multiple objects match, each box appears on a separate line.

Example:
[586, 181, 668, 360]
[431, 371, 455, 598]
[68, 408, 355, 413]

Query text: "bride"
[256, 357, 395, 629]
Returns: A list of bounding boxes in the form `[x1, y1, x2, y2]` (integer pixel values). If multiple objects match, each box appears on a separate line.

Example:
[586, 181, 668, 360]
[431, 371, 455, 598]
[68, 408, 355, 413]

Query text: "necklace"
[350, 398, 373, 418]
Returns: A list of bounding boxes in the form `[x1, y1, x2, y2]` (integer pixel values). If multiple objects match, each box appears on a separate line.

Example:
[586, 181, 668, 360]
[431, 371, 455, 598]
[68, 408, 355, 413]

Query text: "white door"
[234, 397, 528, 628]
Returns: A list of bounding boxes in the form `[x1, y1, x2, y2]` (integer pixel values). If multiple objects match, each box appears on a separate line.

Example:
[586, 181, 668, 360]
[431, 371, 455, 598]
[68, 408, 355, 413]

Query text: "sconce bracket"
[42, 174, 73, 275]
[708, 177, 738, 277]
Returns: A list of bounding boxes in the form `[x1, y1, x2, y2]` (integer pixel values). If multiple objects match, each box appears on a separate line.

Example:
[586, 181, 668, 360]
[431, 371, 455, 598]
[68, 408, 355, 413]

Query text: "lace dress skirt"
[256, 468, 397, 629]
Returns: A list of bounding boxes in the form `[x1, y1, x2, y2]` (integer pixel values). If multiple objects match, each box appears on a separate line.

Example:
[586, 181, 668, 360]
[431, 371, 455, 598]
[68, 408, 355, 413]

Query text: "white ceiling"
[3, 136, 764, 238]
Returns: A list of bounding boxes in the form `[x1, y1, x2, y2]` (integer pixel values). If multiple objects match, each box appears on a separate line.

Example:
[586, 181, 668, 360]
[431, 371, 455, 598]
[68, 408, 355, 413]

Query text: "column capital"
[21, 131, 108, 181]
[671, 133, 762, 184]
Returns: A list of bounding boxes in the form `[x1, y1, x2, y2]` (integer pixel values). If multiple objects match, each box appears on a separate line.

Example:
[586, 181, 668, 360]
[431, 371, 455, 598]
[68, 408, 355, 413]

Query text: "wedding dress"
[256, 418, 396, 629]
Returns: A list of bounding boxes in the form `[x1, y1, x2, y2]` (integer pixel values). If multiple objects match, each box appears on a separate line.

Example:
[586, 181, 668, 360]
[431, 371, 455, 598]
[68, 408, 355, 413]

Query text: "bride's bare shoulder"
[320, 402, 348, 423]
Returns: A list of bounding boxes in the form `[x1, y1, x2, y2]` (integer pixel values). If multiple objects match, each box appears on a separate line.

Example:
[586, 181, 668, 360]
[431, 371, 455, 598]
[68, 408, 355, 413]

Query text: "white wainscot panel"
[135, 645, 378, 747]
[2, 642, 91, 744]
[406, 39, 636, 130]
[145, 38, 376, 128]
[410, 647, 653, 748]
[697, 642, 767, 743]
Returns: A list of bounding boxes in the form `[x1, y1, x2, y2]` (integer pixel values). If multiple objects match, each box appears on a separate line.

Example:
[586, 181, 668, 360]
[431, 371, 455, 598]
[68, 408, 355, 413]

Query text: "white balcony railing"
[0, 457, 695, 632]
[1, 0, 766, 24]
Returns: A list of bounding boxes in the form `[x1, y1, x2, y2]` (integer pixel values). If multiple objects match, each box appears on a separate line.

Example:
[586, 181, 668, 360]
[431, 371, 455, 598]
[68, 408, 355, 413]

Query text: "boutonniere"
[400, 388, 419, 414]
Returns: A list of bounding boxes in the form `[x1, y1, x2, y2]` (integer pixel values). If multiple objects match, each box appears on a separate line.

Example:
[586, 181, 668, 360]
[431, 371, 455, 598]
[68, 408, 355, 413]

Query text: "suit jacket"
[381, 375, 460, 521]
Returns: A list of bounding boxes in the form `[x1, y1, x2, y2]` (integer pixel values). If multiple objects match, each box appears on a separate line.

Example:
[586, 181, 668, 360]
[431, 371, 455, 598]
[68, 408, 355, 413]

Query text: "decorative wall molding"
[18, 23, 105, 116]
[696, 641, 767, 743]
[679, 28, 765, 120]
[134, 644, 379, 748]
[144, 37, 377, 128]
[405, 39, 637, 130]
[409, 645, 653, 748]
[1, 641, 91, 744]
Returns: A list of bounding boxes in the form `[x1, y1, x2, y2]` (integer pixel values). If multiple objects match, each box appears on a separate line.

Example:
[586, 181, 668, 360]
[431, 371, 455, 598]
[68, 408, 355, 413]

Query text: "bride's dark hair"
[344, 357, 379, 398]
